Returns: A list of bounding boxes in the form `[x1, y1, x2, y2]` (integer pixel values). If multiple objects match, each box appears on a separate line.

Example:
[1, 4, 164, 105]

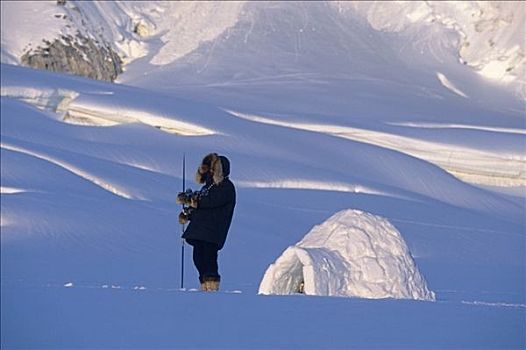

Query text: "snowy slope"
[4, 1, 524, 186]
[2, 1, 524, 96]
[348, 1, 526, 92]
[117, 1, 526, 187]
[2, 63, 525, 349]
[1, 1, 525, 349]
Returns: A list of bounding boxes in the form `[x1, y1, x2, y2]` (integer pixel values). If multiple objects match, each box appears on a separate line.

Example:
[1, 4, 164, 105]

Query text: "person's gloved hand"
[176, 192, 191, 205]
[178, 212, 189, 225]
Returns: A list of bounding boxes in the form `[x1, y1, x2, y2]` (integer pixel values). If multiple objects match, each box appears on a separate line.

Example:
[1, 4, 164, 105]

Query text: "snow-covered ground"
[1, 1, 525, 349]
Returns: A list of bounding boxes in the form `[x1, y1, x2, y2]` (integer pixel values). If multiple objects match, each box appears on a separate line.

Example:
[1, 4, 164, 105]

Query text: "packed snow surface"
[259, 210, 436, 301]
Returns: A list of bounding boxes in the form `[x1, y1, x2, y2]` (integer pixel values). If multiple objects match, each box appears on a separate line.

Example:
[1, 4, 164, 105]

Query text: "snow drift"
[259, 210, 436, 301]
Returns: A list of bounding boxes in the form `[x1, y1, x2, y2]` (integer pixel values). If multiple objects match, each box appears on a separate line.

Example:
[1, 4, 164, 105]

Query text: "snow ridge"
[1, 142, 134, 200]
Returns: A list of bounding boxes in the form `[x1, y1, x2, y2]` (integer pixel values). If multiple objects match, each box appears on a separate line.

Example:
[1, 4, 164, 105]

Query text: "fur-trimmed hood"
[195, 153, 231, 185]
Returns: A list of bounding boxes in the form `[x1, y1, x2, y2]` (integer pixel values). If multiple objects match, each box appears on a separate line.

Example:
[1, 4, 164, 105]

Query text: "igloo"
[259, 210, 436, 301]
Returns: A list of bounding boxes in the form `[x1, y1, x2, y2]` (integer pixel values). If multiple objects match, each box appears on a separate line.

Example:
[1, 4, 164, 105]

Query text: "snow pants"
[187, 239, 221, 283]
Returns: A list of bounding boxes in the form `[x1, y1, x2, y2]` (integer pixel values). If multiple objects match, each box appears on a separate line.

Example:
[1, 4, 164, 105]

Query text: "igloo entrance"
[259, 246, 350, 296]
[259, 210, 436, 301]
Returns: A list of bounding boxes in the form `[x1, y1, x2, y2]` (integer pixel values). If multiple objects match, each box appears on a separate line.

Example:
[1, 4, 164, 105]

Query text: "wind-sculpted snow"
[259, 210, 436, 301]
[1, 142, 135, 200]
[230, 111, 526, 188]
[236, 180, 389, 197]
[0, 84, 216, 136]
[436, 72, 468, 98]
[1, 64, 523, 222]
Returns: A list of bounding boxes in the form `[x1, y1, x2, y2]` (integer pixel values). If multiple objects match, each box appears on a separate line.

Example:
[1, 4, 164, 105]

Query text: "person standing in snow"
[177, 153, 236, 292]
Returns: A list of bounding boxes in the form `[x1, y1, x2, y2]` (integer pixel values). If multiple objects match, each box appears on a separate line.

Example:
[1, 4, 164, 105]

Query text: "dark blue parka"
[182, 156, 236, 250]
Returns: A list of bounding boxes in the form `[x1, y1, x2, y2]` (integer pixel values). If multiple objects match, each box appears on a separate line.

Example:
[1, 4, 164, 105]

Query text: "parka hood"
[196, 153, 231, 185]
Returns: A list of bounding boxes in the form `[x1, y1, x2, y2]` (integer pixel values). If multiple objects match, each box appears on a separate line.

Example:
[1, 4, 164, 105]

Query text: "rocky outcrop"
[21, 33, 123, 82]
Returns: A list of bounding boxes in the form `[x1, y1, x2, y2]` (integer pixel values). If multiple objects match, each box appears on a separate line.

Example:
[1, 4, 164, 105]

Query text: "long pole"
[180, 153, 186, 290]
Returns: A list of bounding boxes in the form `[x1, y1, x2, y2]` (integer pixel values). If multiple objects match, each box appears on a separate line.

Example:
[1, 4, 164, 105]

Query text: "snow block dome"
[259, 210, 436, 301]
